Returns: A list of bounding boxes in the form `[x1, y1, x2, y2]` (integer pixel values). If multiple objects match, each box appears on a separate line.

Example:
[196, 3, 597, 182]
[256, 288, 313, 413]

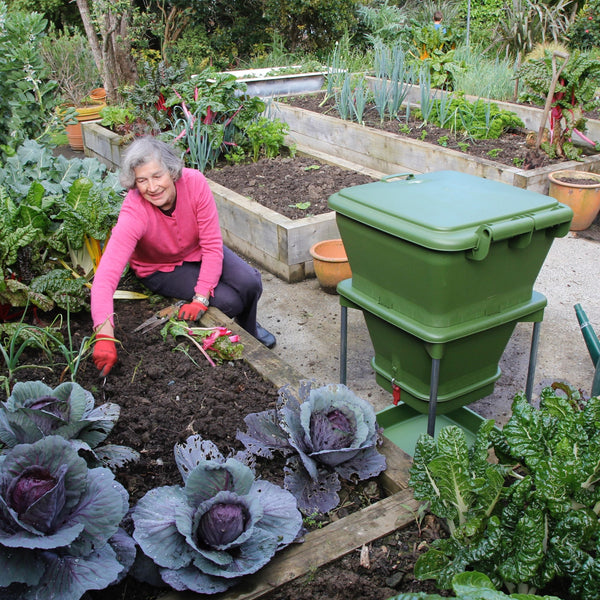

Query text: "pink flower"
[229, 335, 240, 343]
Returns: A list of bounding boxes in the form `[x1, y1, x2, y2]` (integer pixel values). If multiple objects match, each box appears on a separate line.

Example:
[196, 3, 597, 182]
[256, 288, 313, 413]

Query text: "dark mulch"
[207, 155, 376, 219]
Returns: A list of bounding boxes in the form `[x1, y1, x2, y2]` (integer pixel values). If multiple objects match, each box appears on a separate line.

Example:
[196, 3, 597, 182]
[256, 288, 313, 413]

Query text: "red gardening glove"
[93, 334, 117, 376]
[178, 300, 208, 321]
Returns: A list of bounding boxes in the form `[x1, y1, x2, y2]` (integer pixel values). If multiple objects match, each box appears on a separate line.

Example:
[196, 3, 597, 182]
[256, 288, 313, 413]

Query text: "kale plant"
[0, 436, 135, 599]
[0, 381, 139, 469]
[410, 385, 600, 598]
[131, 435, 302, 594]
[237, 382, 387, 514]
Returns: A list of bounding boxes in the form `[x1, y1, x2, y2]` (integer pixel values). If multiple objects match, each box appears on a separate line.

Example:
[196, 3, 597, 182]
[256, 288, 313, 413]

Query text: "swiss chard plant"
[517, 49, 600, 159]
[131, 434, 302, 594]
[0, 435, 135, 599]
[237, 381, 387, 514]
[410, 384, 600, 598]
[0, 140, 123, 312]
[389, 570, 561, 600]
[0, 381, 139, 469]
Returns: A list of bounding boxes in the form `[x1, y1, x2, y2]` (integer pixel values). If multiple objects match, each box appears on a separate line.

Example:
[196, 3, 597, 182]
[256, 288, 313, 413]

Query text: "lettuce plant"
[0, 380, 139, 468]
[0, 435, 135, 599]
[132, 434, 303, 594]
[237, 382, 387, 514]
[410, 385, 600, 598]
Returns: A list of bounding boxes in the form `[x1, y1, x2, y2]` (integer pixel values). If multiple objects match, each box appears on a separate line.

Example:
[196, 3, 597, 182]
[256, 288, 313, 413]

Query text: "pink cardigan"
[91, 168, 223, 329]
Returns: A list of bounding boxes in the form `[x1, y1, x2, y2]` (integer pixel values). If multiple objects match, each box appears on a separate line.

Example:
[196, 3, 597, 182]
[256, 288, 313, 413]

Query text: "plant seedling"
[289, 201, 311, 210]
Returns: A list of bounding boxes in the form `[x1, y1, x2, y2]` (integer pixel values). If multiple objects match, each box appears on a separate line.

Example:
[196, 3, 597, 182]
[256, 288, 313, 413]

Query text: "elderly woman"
[91, 136, 275, 376]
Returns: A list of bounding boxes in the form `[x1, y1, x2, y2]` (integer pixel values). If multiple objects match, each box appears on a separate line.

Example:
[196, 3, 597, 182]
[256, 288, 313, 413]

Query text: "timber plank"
[161, 488, 421, 600]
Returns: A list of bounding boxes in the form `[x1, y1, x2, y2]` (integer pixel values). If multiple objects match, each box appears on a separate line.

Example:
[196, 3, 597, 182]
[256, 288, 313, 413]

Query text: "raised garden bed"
[215, 66, 327, 97]
[5, 291, 436, 600]
[273, 93, 600, 194]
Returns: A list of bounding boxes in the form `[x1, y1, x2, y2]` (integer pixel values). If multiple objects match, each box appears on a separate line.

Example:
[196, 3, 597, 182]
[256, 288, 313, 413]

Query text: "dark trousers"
[140, 247, 262, 336]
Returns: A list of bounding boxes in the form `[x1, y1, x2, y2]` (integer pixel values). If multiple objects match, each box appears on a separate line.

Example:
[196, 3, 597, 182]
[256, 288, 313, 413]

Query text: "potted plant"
[548, 169, 600, 230]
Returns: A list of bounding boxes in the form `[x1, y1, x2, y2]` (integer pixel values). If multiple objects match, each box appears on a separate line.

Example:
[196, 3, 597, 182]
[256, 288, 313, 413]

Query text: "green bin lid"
[328, 171, 573, 254]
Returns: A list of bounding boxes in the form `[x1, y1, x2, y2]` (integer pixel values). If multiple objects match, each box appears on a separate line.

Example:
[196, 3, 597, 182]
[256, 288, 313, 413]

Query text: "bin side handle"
[381, 173, 416, 183]
[468, 216, 536, 261]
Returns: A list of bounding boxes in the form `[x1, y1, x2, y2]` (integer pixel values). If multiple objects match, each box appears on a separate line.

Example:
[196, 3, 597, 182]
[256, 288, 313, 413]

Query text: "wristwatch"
[193, 294, 210, 306]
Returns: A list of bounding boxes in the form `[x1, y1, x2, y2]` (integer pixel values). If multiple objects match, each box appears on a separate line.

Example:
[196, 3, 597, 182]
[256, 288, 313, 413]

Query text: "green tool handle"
[574, 303, 600, 367]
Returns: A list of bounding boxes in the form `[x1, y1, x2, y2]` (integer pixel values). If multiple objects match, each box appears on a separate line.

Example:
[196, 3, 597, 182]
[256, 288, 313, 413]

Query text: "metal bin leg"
[427, 358, 441, 437]
[525, 321, 541, 403]
[340, 304, 348, 385]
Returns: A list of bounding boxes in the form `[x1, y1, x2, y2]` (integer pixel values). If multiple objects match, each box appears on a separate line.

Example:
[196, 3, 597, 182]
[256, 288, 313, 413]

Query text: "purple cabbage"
[131, 435, 303, 595]
[0, 436, 135, 599]
[0, 380, 139, 468]
[237, 382, 387, 514]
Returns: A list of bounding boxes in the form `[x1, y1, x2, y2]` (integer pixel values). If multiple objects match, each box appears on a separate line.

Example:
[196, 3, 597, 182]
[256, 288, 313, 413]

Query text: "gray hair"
[119, 136, 184, 189]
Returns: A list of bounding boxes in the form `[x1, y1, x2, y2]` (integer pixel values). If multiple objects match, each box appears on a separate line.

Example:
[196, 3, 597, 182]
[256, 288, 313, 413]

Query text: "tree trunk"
[75, 0, 103, 76]
[75, 0, 137, 102]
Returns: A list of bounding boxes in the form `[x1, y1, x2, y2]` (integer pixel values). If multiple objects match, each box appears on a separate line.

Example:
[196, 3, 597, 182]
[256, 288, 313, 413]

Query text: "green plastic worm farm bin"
[328, 171, 572, 330]
[338, 280, 546, 414]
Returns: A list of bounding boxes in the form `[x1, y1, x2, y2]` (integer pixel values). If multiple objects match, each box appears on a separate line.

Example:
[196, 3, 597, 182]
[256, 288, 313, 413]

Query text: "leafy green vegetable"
[410, 386, 600, 598]
[389, 570, 562, 599]
[0, 140, 123, 311]
[0, 436, 135, 599]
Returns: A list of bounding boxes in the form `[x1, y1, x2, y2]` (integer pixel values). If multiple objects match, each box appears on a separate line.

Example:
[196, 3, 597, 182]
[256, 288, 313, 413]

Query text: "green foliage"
[165, 70, 293, 170]
[488, 0, 575, 61]
[165, 23, 213, 74]
[389, 570, 562, 599]
[453, 46, 520, 101]
[517, 49, 600, 157]
[0, 140, 123, 312]
[410, 385, 600, 597]
[245, 117, 290, 161]
[261, 0, 360, 53]
[428, 93, 524, 139]
[39, 26, 101, 106]
[0, 2, 66, 158]
[119, 60, 188, 134]
[568, 0, 600, 49]
[357, 0, 409, 47]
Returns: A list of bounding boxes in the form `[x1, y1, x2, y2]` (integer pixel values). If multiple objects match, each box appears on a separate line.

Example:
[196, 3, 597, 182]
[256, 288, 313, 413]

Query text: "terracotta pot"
[64, 102, 106, 151]
[309, 239, 352, 293]
[89, 87, 107, 102]
[65, 122, 84, 151]
[548, 170, 600, 231]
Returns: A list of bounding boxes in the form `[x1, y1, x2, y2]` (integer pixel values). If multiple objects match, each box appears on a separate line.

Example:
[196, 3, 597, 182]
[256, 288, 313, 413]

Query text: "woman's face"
[134, 159, 177, 211]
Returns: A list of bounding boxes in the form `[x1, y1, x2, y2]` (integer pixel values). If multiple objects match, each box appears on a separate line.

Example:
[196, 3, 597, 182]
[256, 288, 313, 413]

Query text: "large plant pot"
[309, 238, 351, 293]
[66, 101, 106, 151]
[548, 170, 600, 231]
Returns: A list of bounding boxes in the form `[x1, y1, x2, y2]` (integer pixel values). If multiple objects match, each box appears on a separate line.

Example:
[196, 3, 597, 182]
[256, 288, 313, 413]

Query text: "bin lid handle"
[381, 173, 417, 183]
[469, 216, 536, 261]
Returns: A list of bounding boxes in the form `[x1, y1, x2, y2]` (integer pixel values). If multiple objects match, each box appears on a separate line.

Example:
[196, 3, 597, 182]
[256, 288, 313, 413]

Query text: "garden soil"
[18, 145, 598, 600]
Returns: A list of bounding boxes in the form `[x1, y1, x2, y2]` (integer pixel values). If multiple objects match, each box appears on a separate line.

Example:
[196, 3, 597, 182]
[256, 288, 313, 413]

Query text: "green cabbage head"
[132, 435, 303, 594]
[0, 435, 135, 599]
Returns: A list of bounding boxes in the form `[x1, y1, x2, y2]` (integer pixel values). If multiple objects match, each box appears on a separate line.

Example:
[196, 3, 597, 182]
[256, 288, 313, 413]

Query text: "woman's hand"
[178, 300, 208, 321]
[93, 334, 118, 376]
